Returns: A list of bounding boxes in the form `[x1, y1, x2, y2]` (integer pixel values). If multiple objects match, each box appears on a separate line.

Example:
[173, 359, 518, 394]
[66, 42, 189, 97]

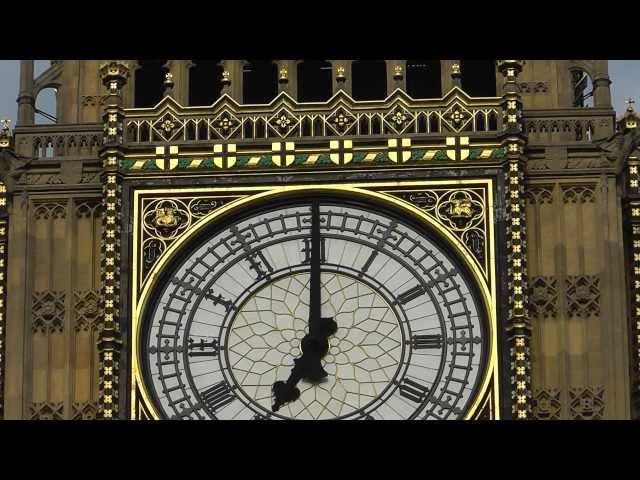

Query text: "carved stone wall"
[525, 180, 629, 419]
[4, 195, 102, 419]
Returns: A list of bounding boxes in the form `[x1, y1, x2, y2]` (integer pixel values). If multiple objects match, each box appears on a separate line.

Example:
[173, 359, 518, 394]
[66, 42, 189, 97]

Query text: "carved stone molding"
[32, 202, 66, 220]
[528, 276, 558, 318]
[566, 275, 600, 318]
[29, 401, 64, 420]
[531, 388, 561, 420]
[525, 186, 553, 205]
[31, 290, 65, 334]
[520, 82, 548, 94]
[74, 289, 103, 332]
[80, 171, 101, 184]
[562, 185, 596, 204]
[71, 401, 99, 420]
[81, 95, 108, 108]
[75, 200, 101, 219]
[569, 386, 605, 420]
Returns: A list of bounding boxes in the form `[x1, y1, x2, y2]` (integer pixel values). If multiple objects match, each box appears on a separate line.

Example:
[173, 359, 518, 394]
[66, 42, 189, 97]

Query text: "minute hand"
[309, 201, 322, 335]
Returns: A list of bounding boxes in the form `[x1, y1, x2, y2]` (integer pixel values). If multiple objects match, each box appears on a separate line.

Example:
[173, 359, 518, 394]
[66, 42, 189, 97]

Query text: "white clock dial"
[142, 198, 487, 420]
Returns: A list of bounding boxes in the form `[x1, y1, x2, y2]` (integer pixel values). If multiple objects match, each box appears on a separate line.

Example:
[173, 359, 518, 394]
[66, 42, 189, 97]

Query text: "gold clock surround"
[130, 180, 500, 420]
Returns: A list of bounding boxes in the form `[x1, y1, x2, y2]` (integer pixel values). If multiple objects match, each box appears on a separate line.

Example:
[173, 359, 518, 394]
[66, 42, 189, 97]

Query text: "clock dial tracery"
[142, 197, 487, 420]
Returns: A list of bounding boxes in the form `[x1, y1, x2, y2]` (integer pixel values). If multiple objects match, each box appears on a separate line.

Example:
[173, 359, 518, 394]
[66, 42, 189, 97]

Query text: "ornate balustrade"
[122, 89, 504, 146]
[13, 123, 103, 160]
[523, 108, 616, 145]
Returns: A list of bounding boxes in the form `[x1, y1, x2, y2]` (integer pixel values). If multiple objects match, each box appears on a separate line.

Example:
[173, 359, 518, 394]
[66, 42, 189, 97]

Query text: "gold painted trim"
[131, 180, 499, 420]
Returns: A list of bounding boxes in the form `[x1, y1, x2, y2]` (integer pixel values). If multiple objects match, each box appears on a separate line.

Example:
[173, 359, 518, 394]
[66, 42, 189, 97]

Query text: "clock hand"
[272, 201, 337, 412]
[308, 201, 338, 341]
[272, 329, 336, 412]
[308, 200, 337, 365]
[309, 200, 322, 337]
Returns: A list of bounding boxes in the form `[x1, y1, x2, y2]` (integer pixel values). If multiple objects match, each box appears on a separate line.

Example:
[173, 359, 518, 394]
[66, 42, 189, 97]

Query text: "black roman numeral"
[398, 378, 430, 403]
[394, 269, 458, 305]
[396, 285, 426, 304]
[188, 337, 219, 357]
[200, 381, 235, 413]
[411, 334, 443, 350]
[302, 237, 326, 264]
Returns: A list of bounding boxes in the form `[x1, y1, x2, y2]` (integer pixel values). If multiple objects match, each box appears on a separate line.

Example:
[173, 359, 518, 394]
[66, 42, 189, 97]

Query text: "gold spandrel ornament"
[154, 206, 180, 228]
[447, 198, 473, 219]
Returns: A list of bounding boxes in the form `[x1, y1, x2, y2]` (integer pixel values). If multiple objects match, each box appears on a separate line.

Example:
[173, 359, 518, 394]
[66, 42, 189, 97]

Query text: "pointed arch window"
[134, 60, 167, 108]
[242, 60, 278, 104]
[297, 61, 333, 102]
[460, 60, 497, 97]
[35, 87, 58, 124]
[352, 60, 387, 101]
[406, 60, 441, 99]
[571, 69, 594, 108]
[189, 60, 224, 106]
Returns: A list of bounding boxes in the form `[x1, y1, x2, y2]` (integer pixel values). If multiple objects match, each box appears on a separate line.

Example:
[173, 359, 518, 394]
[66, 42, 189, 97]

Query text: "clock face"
[141, 196, 488, 420]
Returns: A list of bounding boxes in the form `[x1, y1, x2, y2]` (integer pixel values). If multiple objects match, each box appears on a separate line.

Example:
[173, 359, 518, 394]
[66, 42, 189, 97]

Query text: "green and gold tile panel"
[120, 137, 506, 172]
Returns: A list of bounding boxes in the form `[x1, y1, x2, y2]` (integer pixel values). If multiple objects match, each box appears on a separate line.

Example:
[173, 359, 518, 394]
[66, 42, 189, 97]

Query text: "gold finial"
[163, 72, 174, 97]
[393, 64, 403, 80]
[0, 118, 11, 149]
[451, 63, 461, 75]
[221, 70, 231, 85]
[627, 97, 636, 112]
[279, 67, 289, 83]
[336, 65, 346, 81]
[497, 60, 524, 79]
[99, 61, 130, 94]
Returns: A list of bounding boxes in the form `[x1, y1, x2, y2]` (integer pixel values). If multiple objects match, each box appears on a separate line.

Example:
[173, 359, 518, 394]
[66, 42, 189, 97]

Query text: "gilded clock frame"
[128, 179, 500, 420]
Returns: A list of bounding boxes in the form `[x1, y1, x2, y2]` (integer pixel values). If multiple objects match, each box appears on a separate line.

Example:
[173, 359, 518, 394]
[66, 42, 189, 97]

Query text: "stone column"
[17, 60, 35, 126]
[166, 60, 190, 105]
[441, 60, 460, 94]
[97, 61, 129, 420]
[221, 60, 243, 102]
[498, 60, 532, 419]
[0, 123, 9, 418]
[592, 67, 612, 109]
[619, 102, 640, 418]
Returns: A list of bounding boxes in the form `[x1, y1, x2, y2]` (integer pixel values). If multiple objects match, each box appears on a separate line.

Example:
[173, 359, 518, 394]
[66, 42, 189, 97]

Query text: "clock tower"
[0, 59, 635, 420]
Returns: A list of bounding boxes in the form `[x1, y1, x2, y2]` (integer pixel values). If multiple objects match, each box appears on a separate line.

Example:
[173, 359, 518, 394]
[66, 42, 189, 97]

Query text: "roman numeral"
[200, 381, 235, 413]
[396, 285, 426, 304]
[188, 337, 219, 357]
[411, 334, 443, 350]
[394, 269, 457, 305]
[398, 378, 430, 403]
[171, 277, 234, 312]
[230, 225, 273, 280]
[359, 221, 398, 276]
[301, 237, 326, 264]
